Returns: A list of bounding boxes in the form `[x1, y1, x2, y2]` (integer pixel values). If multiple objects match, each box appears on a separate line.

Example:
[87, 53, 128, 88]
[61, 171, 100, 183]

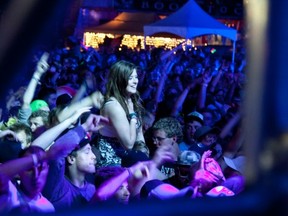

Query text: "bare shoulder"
[103, 97, 119, 108]
[103, 98, 124, 115]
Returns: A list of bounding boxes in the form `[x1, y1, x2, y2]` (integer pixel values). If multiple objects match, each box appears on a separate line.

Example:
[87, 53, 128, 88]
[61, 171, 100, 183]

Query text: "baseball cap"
[140, 179, 194, 200]
[177, 150, 201, 166]
[185, 111, 204, 124]
[30, 99, 49, 112]
[72, 134, 91, 152]
[194, 126, 220, 141]
[223, 155, 246, 174]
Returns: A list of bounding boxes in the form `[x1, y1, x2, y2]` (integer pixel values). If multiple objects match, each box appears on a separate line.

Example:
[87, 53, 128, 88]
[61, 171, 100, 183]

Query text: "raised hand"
[82, 113, 109, 132]
[35, 52, 50, 77]
[194, 150, 219, 183]
[200, 150, 212, 169]
[202, 70, 213, 85]
[152, 144, 176, 166]
[200, 150, 225, 182]
[90, 91, 104, 109]
[128, 161, 150, 179]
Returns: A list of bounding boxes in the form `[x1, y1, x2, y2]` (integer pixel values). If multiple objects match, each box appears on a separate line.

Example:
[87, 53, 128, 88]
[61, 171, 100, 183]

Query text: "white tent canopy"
[144, 0, 237, 40]
[144, 0, 237, 63]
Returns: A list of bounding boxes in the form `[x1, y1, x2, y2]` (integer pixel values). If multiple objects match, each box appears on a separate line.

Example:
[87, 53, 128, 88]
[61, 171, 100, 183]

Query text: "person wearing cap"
[163, 150, 201, 189]
[40, 112, 107, 211]
[38, 109, 144, 211]
[0, 109, 106, 214]
[189, 125, 223, 160]
[0, 132, 96, 214]
[179, 111, 204, 152]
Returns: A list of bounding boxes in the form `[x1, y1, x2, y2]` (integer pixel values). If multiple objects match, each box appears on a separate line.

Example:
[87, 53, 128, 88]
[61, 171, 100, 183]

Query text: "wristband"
[129, 112, 138, 119]
[32, 76, 41, 85]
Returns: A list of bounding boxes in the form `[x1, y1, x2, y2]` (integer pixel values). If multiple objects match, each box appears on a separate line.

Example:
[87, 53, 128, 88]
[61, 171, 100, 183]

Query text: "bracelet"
[32, 76, 41, 85]
[31, 154, 38, 167]
[129, 112, 138, 119]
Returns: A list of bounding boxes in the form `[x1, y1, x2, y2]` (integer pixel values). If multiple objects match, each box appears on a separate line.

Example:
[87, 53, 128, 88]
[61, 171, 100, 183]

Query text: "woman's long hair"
[104, 60, 144, 120]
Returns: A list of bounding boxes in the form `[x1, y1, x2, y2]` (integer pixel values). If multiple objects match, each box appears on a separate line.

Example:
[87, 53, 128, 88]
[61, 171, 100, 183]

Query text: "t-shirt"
[178, 141, 190, 152]
[17, 107, 32, 126]
[43, 158, 96, 210]
[42, 126, 95, 211]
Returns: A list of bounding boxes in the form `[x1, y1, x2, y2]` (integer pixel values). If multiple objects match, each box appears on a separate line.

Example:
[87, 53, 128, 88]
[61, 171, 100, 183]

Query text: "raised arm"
[0, 116, 97, 180]
[170, 78, 201, 117]
[197, 70, 212, 109]
[210, 68, 224, 93]
[57, 91, 104, 123]
[31, 107, 91, 150]
[41, 113, 109, 159]
[160, 42, 184, 62]
[17, 53, 49, 125]
[219, 111, 241, 139]
[91, 161, 150, 202]
[154, 59, 175, 104]
[22, 52, 50, 109]
[0, 151, 46, 179]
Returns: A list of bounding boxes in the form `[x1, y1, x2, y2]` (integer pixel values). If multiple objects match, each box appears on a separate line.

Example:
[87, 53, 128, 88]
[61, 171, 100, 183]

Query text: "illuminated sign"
[113, 0, 243, 19]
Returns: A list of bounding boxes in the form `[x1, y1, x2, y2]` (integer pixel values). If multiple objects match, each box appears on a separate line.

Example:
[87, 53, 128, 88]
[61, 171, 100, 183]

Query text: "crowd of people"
[0, 36, 246, 214]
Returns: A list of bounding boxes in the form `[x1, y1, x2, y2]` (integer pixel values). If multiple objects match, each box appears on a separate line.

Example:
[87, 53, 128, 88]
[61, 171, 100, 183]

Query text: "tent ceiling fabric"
[144, 0, 237, 41]
[86, 12, 159, 35]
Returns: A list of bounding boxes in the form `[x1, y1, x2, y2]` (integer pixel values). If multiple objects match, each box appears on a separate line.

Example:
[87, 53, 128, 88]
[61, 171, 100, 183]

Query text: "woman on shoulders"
[97, 60, 146, 167]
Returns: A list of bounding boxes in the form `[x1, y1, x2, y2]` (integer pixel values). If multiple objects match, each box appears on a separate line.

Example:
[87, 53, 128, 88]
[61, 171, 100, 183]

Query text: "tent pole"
[232, 40, 236, 72]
